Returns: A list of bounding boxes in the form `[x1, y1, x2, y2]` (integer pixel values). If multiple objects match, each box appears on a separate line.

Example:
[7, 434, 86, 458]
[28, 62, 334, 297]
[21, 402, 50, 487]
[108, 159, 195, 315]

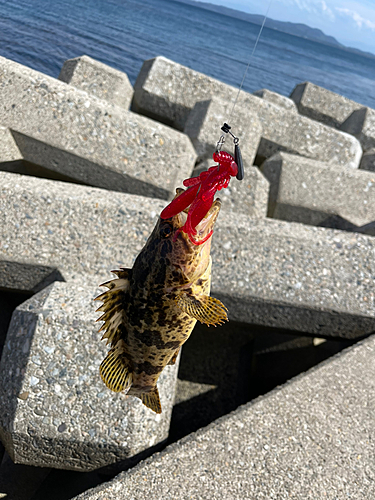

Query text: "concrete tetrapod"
[73, 334, 375, 499]
[0, 56, 196, 199]
[261, 152, 375, 234]
[0, 281, 179, 471]
[58, 55, 134, 109]
[290, 81, 363, 128]
[1, 172, 375, 338]
[132, 57, 362, 169]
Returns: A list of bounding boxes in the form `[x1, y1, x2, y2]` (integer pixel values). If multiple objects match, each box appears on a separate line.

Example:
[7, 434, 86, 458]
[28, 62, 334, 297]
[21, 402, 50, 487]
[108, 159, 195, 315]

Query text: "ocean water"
[0, 0, 374, 108]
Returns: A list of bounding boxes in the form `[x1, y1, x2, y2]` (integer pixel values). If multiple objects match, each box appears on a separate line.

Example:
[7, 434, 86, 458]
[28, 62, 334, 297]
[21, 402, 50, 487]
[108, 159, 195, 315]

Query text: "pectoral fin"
[175, 292, 228, 326]
[141, 387, 162, 414]
[100, 347, 132, 393]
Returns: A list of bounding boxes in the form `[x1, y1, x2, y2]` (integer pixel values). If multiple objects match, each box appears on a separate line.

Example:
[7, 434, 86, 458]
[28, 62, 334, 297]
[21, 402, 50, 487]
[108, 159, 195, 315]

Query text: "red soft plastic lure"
[160, 151, 238, 245]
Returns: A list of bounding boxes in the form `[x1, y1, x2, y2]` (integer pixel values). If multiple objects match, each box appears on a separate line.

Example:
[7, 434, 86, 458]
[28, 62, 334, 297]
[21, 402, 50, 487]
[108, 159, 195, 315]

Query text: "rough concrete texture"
[210, 214, 375, 338]
[0, 171, 166, 283]
[132, 57, 362, 168]
[0, 126, 22, 163]
[217, 165, 269, 218]
[0, 281, 178, 471]
[58, 55, 133, 109]
[184, 97, 262, 166]
[360, 148, 375, 172]
[237, 93, 362, 169]
[340, 106, 375, 153]
[185, 159, 270, 218]
[1, 171, 374, 338]
[290, 81, 363, 128]
[0, 260, 64, 293]
[132, 56, 238, 131]
[73, 334, 375, 500]
[262, 152, 375, 231]
[0, 56, 196, 199]
[253, 88, 297, 112]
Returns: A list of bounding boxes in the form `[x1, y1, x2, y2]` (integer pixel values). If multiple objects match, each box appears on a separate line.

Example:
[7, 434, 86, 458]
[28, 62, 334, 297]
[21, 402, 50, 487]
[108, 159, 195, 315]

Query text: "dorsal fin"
[141, 387, 162, 414]
[95, 268, 131, 345]
[100, 346, 132, 393]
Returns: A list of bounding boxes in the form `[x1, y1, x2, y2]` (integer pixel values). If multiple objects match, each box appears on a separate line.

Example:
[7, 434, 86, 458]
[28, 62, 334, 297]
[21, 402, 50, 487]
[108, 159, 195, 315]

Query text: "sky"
[205, 0, 375, 54]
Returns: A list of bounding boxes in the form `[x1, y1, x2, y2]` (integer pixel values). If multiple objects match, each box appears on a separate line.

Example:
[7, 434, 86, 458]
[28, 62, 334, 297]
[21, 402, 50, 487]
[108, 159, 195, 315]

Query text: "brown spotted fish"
[95, 190, 227, 413]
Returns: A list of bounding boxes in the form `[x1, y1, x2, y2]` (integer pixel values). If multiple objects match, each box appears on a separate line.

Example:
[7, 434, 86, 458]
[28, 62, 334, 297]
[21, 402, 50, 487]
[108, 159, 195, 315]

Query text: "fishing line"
[227, 0, 274, 123]
[216, 0, 273, 180]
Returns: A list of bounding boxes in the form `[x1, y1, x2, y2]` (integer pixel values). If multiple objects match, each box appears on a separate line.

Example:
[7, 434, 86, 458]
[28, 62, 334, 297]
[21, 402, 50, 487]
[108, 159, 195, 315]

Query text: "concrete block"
[210, 215, 375, 338]
[340, 107, 375, 152]
[0, 171, 166, 283]
[290, 81, 362, 128]
[0, 56, 196, 199]
[2, 172, 375, 338]
[238, 94, 362, 169]
[0, 281, 179, 471]
[72, 334, 375, 500]
[360, 149, 375, 172]
[261, 152, 375, 232]
[183, 97, 262, 166]
[217, 165, 269, 218]
[132, 57, 361, 168]
[0, 261, 64, 293]
[253, 88, 297, 112]
[58, 55, 133, 109]
[0, 127, 22, 163]
[132, 56, 238, 131]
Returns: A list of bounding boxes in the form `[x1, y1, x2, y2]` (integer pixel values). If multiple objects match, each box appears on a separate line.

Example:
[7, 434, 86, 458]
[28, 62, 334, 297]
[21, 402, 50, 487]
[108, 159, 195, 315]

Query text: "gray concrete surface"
[290, 81, 363, 128]
[1, 172, 374, 338]
[0, 281, 179, 471]
[0, 260, 64, 293]
[0, 171, 165, 282]
[0, 126, 22, 163]
[132, 56, 238, 130]
[340, 106, 375, 153]
[184, 96, 262, 166]
[261, 152, 375, 232]
[73, 334, 375, 499]
[210, 214, 375, 338]
[131, 57, 362, 168]
[239, 93, 362, 168]
[360, 148, 375, 172]
[58, 55, 133, 109]
[0, 56, 196, 199]
[253, 88, 297, 112]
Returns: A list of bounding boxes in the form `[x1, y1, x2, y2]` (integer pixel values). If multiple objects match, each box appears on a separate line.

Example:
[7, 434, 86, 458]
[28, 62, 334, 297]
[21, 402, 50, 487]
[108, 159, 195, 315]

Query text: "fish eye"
[161, 224, 172, 238]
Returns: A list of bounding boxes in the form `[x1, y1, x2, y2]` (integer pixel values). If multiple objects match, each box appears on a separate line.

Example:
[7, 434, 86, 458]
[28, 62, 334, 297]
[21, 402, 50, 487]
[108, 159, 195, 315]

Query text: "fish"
[95, 190, 228, 414]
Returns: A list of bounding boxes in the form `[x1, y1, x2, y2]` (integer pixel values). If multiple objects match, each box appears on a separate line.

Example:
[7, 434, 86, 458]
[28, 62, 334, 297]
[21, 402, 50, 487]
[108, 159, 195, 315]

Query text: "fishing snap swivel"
[218, 122, 244, 181]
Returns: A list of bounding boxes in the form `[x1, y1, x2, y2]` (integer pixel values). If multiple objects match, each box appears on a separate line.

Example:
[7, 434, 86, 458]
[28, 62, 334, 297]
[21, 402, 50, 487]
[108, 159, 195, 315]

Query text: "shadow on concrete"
[168, 321, 359, 442]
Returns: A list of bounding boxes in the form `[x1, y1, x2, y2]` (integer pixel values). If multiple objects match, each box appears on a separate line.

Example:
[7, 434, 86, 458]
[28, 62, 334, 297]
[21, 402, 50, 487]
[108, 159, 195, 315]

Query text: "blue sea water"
[0, 0, 374, 108]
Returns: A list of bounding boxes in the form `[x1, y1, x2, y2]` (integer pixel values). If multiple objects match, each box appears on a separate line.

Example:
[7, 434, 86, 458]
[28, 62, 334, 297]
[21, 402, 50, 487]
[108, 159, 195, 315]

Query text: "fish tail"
[100, 348, 132, 393]
[141, 386, 162, 414]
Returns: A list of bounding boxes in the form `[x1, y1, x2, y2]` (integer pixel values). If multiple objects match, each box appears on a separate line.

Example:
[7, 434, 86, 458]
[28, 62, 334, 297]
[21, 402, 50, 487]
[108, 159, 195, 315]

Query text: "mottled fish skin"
[96, 191, 228, 413]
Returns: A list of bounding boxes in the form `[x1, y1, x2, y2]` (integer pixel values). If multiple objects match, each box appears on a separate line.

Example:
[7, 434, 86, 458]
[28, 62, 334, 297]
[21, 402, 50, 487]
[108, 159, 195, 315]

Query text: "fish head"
[155, 189, 222, 287]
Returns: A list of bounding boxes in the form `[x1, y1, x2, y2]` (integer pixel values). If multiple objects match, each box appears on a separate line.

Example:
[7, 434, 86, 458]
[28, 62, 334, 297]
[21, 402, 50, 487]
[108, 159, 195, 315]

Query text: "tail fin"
[100, 348, 132, 393]
[141, 387, 162, 414]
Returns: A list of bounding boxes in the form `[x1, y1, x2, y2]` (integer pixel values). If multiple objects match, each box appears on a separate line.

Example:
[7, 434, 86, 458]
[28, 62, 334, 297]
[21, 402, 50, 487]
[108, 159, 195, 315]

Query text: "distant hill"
[175, 0, 375, 59]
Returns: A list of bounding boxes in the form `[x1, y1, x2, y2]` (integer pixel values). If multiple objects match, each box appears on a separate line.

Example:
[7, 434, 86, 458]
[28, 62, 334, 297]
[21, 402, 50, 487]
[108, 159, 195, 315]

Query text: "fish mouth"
[176, 198, 221, 246]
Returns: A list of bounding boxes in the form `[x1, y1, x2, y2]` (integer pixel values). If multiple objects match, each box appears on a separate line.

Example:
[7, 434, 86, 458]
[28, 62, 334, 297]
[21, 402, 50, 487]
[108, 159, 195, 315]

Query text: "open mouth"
[176, 199, 221, 246]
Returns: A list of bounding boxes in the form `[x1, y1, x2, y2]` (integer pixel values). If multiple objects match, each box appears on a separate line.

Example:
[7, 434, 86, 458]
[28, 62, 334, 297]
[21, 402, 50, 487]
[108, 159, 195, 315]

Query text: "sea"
[0, 0, 374, 109]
